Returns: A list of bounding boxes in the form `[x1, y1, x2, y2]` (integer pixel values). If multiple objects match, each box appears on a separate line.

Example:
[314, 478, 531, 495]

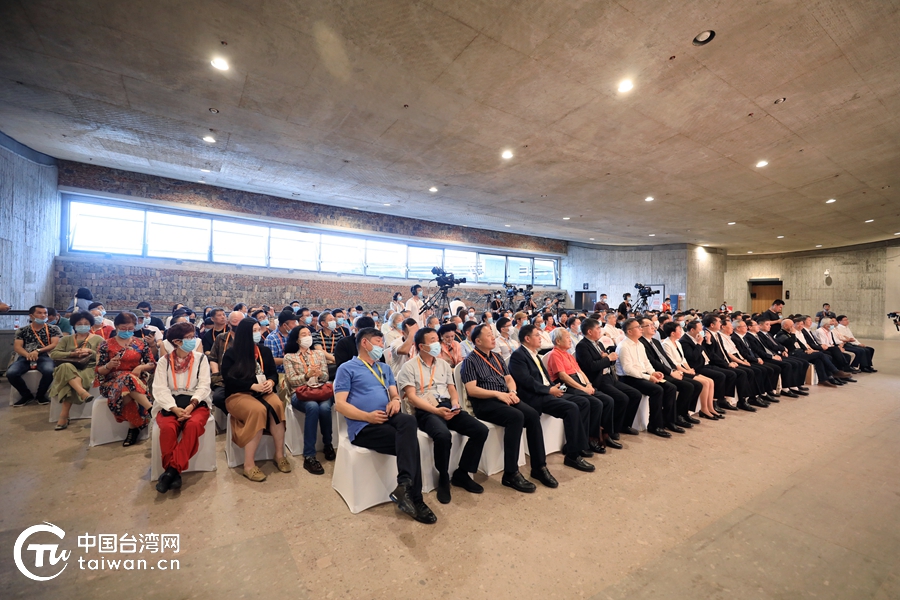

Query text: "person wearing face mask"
[425, 315, 441, 331]
[49, 311, 101, 428]
[151, 322, 212, 493]
[388, 318, 419, 374]
[530, 314, 554, 353]
[437, 324, 463, 367]
[331, 308, 353, 337]
[220, 318, 290, 481]
[481, 311, 498, 336]
[493, 317, 520, 364]
[335, 328, 436, 524]
[9, 305, 62, 407]
[390, 293, 405, 315]
[398, 327, 488, 504]
[88, 302, 115, 328]
[285, 325, 336, 474]
[449, 315, 466, 343]
[459, 321, 478, 357]
[384, 312, 403, 345]
[510, 311, 529, 341]
[371, 310, 380, 326]
[250, 309, 271, 341]
[593, 294, 610, 313]
[334, 316, 378, 369]
[567, 317, 583, 352]
[46, 307, 72, 335]
[96, 312, 156, 446]
[136, 301, 166, 330]
[406, 284, 429, 327]
[87, 302, 113, 338]
[311, 311, 343, 378]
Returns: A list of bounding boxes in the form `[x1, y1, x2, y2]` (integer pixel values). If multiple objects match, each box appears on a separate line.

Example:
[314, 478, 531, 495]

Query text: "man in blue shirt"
[334, 327, 436, 525]
[265, 309, 298, 373]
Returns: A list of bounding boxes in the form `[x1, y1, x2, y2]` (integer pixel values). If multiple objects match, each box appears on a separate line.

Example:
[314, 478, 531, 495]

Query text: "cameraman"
[490, 291, 504, 312]
[405, 284, 431, 327]
[617, 293, 632, 317]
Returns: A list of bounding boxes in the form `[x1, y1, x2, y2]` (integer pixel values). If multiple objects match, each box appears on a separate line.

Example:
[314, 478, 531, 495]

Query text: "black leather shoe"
[451, 470, 484, 494]
[764, 394, 779, 403]
[502, 471, 536, 493]
[666, 423, 685, 434]
[621, 426, 640, 436]
[580, 449, 594, 458]
[609, 432, 620, 441]
[717, 400, 737, 411]
[564, 456, 595, 472]
[13, 395, 34, 407]
[793, 388, 809, 396]
[714, 406, 726, 414]
[36, 396, 51, 405]
[530, 466, 559, 488]
[798, 386, 809, 391]
[737, 400, 757, 412]
[780, 390, 798, 398]
[413, 501, 437, 524]
[155, 470, 173, 493]
[589, 440, 606, 454]
[323, 444, 336, 461]
[169, 470, 182, 490]
[829, 378, 845, 385]
[605, 439, 623, 450]
[650, 427, 671, 438]
[699, 411, 718, 420]
[390, 484, 418, 517]
[675, 416, 693, 429]
[304, 456, 325, 475]
[685, 415, 701, 424]
[749, 397, 768, 408]
[436, 474, 451, 504]
[843, 377, 857, 383]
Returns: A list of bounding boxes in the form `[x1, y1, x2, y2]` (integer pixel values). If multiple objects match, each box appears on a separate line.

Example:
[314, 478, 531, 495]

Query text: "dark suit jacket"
[775, 330, 805, 356]
[575, 337, 612, 382]
[639, 337, 675, 375]
[759, 331, 786, 354]
[746, 332, 774, 359]
[799, 328, 825, 352]
[334, 335, 358, 368]
[508, 346, 554, 403]
[703, 331, 731, 368]
[679, 335, 706, 370]
[731, 333, 758, 361]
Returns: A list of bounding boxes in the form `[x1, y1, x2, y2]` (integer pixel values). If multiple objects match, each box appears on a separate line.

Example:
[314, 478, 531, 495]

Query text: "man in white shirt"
[601, 312, 624, 346]
[614, 318, 674, 438]
[388, 318, 419, 374]
[531, 314, 553, 351]
[405, 284, 429, 327]
[449, 297, 466, 317]
[833, 315, 876, 372]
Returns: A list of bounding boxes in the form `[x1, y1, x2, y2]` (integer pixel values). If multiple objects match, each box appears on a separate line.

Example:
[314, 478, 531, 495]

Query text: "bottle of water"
[14, 317, 20, 330]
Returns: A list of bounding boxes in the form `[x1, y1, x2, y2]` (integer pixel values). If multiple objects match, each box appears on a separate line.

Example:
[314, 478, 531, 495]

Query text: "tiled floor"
[1, 341, 898, 599]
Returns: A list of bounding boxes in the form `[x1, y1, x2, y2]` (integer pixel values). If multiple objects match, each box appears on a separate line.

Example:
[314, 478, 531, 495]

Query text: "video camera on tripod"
[431, 266, 466, 288]
[889, 312, 899, 331]
[634, 283, 660, 298]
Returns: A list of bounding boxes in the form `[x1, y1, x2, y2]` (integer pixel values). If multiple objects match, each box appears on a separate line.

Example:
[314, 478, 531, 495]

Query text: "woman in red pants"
[151, 322, 212, 493]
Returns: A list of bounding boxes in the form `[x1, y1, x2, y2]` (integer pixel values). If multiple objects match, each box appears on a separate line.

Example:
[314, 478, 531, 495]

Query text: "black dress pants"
[665, 374, 702, 418]
[698, 366, 730, 401]
[619, 376, 665, 430]
[522, 393, 589, 459]
[567, 388, 614, 440]
[471, 398, 544, 474]
[780, 356, 809, 387]
[353, 413, 423, 501]
[416, 409, 489, 476]
[594, 375, 642, 434]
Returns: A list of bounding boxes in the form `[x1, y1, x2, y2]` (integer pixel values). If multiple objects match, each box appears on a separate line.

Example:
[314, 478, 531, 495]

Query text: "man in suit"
[680, 321, 732, 413]
[744, 320, 803, 397]
[701, 314, 757, 412]
[731, 319, 786, 399]
[575, 318, 642, 436]
[720, 319, 777, 407]
[614, 318, 674, 438]
[638, 317, 701, 431]
[756, 320, 811, 395]
[509, 325, 595, 472]
[798, 316, 855, 376]
[775, 319, 843, 388]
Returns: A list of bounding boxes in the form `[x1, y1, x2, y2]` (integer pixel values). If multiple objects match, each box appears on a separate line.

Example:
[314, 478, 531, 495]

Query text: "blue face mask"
[293, 306, 301, 313]
[417, 291, 423, 298]
[350, 312, 358, 319]
[486, 318, 493, 324]
[258, 319, 269, 327]
[33, 318, 47, 324]
[304, 316, 312, 325]
[134, 321, 144, 331]
[180, 338, 198, 352]
[539, 323, 546, 330]
[368, 345, 384, 361]
[117, 330, 134, 340]
[252, 332, 262, 343]
[327, 321, 337, 330]
[456, 322, 463, 331]
[100, 310, 107, 317]
[427, 342, 441, 357]
[523, 319, 530, 326]
[75, 325, 91, 334]
[373, 316, 379, 322]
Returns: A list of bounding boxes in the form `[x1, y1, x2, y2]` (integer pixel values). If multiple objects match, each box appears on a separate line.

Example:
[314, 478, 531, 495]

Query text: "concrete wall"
[560, 245, 687, 309]
[724, 243, 898, 340]
[0, 143, 59, 317]
[686, 245, 727, 311]
[885, 246, 900, 341]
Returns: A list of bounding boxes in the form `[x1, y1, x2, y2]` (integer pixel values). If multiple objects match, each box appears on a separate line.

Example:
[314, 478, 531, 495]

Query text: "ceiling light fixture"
[865, 219, 874, 223]
[702, 244, 709, 247]
[429, 186, 438, 192]
[383, 203, 391, 206]
[618, 79, 633, 93]
[202, 136, 216, 143]
[692, 30, 716, 46]
[210, 58, 229, 71]
[504, 224, 511, 227]
[777, 235, 784, 239]
[562, 217, 571, 220]
[208, 108, 219, 114]
[747, 251, 753, 254]
[727, 222, 736, 225]
[826, 198, 836, 203]
[501, 150, 513, 159]
[774, 97, 787, 104]
[589, 238, 595, 241]
[649, 234, 655, 237]
[201, 169, 211, 172]
[756, 160, 768, 168]
[816, 244, 823, 247]
[645, 196, 654, 202]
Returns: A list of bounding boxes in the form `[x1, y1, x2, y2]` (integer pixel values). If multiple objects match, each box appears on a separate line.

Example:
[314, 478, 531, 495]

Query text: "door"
[750, 281, 783, 314]
[575, 292, 596, 311]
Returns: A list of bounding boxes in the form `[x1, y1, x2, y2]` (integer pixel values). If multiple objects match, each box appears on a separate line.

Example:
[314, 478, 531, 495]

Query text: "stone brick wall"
[57, 161, 567, 255]
[54, 256, 558, 315]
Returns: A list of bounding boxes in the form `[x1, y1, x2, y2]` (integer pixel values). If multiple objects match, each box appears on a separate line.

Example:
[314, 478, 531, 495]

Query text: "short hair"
[819, 317, 832, 328]
[114, 311, 138, 326]
[550, 327, 569, 344]
[166, 322, 196, 342]
[355, 316, 375, 330]
[772, 299, 785, 306]
[251, 309, 266, 321]
[496, 317, 511, 330]
[88, 302, 104, 311]
[661, 321, 680, 339]
[413, 327, 436, 348]
[836, 314, 847, 322]
[28, 304, 47, 315]
[410, 284, 422, 294]
[355, 327, 383, 350]
[513, 311, 527, 322]
[437, 324, 457, 338]
[402, 317, 417, 332]
[69, 311, 95, 327]
[621, 317, 638, 333]
[208, 307, 225, 318]
[517, 323, 537, 343]
[733, 320, 746, 329]
[137, 301, 152, 311]
[822, 303, 830, 307]
[462, 320, 477, 334]
[470, 323, 492, 344]
[702, 314, 719, 328]
[686, 320, 703, 333]
[581, 317, 601, 335]
[317, 310, 333, 324]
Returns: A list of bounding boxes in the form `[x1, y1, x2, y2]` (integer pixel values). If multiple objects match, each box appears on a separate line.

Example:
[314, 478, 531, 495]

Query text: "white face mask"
[300, 336, 313, 349]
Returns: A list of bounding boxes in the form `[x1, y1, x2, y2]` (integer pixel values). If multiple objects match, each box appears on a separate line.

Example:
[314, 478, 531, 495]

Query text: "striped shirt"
[311, 328, 344, 355]
[461, 348, 509, 393]
[264, 329, 289, 373]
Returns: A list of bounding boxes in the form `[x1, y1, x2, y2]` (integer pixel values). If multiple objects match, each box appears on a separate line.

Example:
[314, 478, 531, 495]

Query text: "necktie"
[531, 351, 549, 385]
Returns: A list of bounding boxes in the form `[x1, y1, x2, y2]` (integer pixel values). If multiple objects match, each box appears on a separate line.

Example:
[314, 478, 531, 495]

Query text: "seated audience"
[615, 318, 674, 438]
[746, 320, 808, 397]
[437, 323, 463, 368]
[137, 301, 166, 330]
[775, 319, 844, 388]
[659, 322, 719, 420]
[459, 320, 478, 357]
[96, 311, 156, 446]
[493, 317, 520, 364]
[601, 312, 624, 345]
[530, 314, 553, 352]
[221, 318, 290, 481]
[795, 317, 855, 382]
[638, 317, 700, 431]
[833, 315, 876, 372]
[701, 314, 758, 411]
[388, 318, 419, 374]
[264, 309, 298, 374]
[9, 305, 61, 407]
[49, 311, 101, 428]
[47, 307, 72, 335]
[151, 323, 212, 493]
[201, 307, 229, 353]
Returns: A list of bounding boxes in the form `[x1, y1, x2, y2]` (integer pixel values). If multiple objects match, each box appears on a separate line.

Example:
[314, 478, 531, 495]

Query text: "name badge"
[256, 373, 266, 385]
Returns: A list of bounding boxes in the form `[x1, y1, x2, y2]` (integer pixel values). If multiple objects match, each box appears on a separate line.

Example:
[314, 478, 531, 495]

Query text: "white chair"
[150, 413, 218, 481]
[806, 364, 819, 386]
[332, 413, 399, 514]
[212, 406, 228, 432]
[224, 414, 277, 468]
[285, 403, 325, 456]
[8, 370, 43, 405]
[632, 395, 650, 431]
[88, 397, 150, 446]
[525, 413, 566, 456]
[49, 386, 98, 422]
[419, 429, 466, 493]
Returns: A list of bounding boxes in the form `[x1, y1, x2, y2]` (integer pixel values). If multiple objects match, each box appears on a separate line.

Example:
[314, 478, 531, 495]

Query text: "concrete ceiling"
[1, 0, 899, 255]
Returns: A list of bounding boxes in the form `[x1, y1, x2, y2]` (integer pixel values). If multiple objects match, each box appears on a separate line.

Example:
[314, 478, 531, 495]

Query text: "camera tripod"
[421, 285, 454, 321]
[633, 295, 650, 313]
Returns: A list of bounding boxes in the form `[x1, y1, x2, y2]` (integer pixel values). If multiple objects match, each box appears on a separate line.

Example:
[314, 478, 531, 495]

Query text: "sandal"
[122, 427, 140, 447]
[54, 419, 70, 431]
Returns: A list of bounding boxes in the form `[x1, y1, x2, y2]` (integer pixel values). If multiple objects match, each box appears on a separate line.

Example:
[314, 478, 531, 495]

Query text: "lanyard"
[31, 324, 50, 348]
[224, 331, 232, 349]
[416, 356, 436, 395]
[254, 346, 265, 373]
[170, 351, 195, 390]
[75, 334, 92, 349]
[322, 330, 336, 353]
[359, 357, 387, 390]
[475, 350, 505, 379]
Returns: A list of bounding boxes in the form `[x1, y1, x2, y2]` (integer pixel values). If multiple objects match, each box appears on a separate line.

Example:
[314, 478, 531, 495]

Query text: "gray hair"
[732, 320, 746, 329]
[819, 317, 832, 328]
[551, 327, 570, 345]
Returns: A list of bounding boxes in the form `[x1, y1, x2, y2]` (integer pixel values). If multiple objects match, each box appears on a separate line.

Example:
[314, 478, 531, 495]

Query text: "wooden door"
[750, 282, 782, 314]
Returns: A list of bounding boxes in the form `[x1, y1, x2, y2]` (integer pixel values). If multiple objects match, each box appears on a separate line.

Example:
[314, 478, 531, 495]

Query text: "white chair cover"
[331, 413, 398, 514]
[9, 370, 42, 405]
[49, 385, 98, 422]
[150, 413, 217, 480]
[224, 414, 276, 468]
[88, 397, 150, 446]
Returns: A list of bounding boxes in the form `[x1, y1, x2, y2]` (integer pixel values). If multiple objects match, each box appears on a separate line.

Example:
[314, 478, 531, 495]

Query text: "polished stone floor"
[1, 341, 898, 599]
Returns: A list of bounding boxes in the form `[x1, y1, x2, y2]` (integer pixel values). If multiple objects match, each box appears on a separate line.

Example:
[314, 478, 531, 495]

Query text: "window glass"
[366, 240, 407, 278]
[212, 220, 268, 266]
[477, 253, 506, 283]
[407, 247, 444, 279]
[69, 201, 144, 255]
[270, 229, 319, 271]
[146, 211, 210, 261]
[506, 256, 533, 285]
[443, 250, 478, 282]
[534, 259, 558, 285]
[319, 234, 365, 274]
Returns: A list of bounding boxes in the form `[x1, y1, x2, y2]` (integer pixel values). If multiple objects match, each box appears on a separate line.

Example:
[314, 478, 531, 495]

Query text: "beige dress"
[49, 334, 103, 403]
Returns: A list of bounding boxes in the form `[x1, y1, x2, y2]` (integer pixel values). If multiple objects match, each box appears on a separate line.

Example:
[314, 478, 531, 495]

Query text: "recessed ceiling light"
[747, 251, 753, 254]
[727, 222, 736, 225]
[202, 136, 216, 143]
[774, 97, 787, 104]
[211, 58, 229, 70]
[208, 108, 219, 114]
[504, 224, 511, 227]
[200, 169, 210, 172]
[645, 196, 654, 202]
[777, 235, 784, 239]
[894, 232, 900, 235]
[865, 219, 874, 223]
[562, 217, 571, 220]
[618, 79, 633, 92]
[383, 203, 391, 206]
[702, 244, 709, 247]
[756, 160, 768, 168]
[501, 150, 513, 159]
[826, 198, 836, 203]
[352, 207, 359, 209]
[648, 234, 655, 237]
[816, 244, 823, 247]
[589, 238, 595, 241]
[692, 30, 715, 45]
[429, 186, 438, 192]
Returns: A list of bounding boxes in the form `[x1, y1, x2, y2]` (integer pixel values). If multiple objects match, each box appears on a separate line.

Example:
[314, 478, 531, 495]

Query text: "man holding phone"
[397, 327, 488, 505]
